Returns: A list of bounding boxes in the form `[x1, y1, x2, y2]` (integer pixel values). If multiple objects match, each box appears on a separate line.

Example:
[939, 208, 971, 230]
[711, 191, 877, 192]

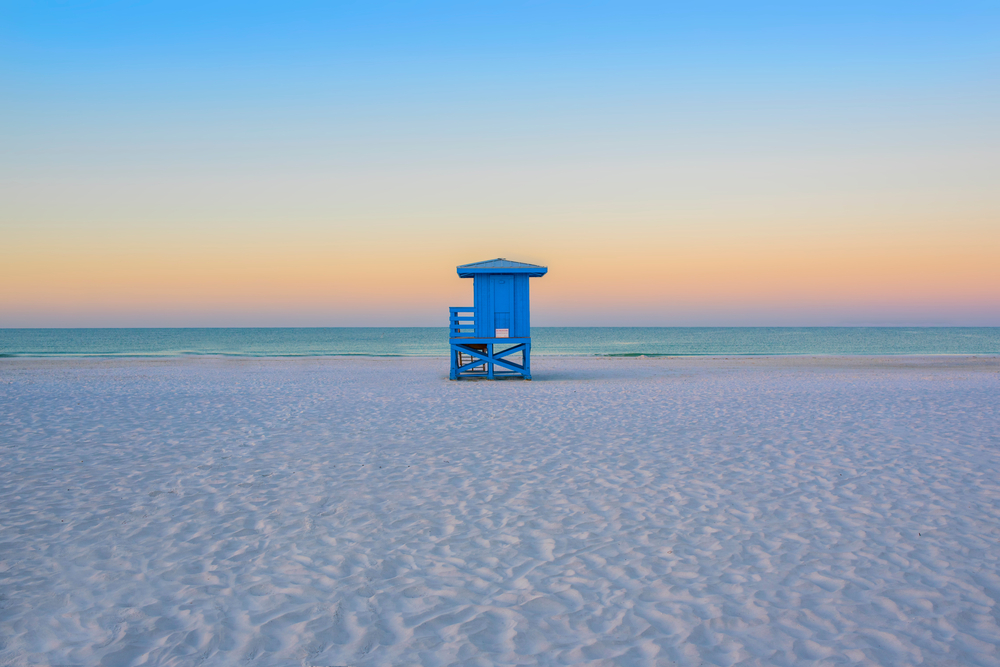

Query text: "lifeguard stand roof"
[457, 258, 548, 278]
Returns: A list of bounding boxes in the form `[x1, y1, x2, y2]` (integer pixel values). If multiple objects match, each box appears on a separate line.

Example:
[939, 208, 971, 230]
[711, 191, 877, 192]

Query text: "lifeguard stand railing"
[448, 258, 547, 381]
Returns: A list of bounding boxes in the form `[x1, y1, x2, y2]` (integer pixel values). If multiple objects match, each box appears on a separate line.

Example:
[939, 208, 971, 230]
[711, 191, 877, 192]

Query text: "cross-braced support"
[449, 339, 532, 380]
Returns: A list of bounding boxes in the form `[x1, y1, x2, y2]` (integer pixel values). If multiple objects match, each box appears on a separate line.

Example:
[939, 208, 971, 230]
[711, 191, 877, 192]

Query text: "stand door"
[491, 275, 513, 337]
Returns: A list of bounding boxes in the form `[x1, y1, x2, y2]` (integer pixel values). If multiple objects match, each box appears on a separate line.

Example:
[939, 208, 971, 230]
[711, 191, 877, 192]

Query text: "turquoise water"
[1, 328, 998, 357]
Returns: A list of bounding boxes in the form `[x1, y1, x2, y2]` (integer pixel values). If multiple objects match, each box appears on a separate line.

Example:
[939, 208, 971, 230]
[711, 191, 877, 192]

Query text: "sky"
[2, 1, 998, 326]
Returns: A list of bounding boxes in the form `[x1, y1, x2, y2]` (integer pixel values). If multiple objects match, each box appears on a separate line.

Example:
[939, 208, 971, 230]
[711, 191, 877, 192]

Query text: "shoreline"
[3, 352, 999, 359]
[3, 353, 999, 373]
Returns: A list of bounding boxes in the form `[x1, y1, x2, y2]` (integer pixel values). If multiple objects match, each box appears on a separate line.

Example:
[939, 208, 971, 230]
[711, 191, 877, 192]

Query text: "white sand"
[1, 355, 999, 667]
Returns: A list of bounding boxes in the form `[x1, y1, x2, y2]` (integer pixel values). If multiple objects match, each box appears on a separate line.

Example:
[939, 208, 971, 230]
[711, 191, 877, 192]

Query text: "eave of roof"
[456, 258, 548, 277]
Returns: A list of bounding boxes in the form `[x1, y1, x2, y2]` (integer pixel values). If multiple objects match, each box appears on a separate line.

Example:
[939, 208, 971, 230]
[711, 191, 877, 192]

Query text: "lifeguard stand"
[449, 258, 548, 380]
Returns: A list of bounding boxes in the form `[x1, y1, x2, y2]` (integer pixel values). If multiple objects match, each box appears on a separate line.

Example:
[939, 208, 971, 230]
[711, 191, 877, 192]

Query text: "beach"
[1, 355, 999, 666]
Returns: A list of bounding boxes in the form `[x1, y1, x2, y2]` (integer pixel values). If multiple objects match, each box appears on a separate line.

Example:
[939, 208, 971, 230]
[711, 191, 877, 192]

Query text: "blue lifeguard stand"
[449, 258, 548, 380]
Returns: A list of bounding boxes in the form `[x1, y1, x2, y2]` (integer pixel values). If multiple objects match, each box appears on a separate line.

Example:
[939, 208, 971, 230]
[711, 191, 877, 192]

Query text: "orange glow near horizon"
[3, 206, 998, 326]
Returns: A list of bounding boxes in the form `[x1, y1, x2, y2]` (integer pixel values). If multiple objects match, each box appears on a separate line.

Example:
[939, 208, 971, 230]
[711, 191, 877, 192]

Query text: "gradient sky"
[2, 1, 998, 326]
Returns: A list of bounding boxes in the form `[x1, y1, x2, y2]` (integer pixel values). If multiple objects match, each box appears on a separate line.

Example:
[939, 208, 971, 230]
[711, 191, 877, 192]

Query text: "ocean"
[1, 327, 998, 357]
